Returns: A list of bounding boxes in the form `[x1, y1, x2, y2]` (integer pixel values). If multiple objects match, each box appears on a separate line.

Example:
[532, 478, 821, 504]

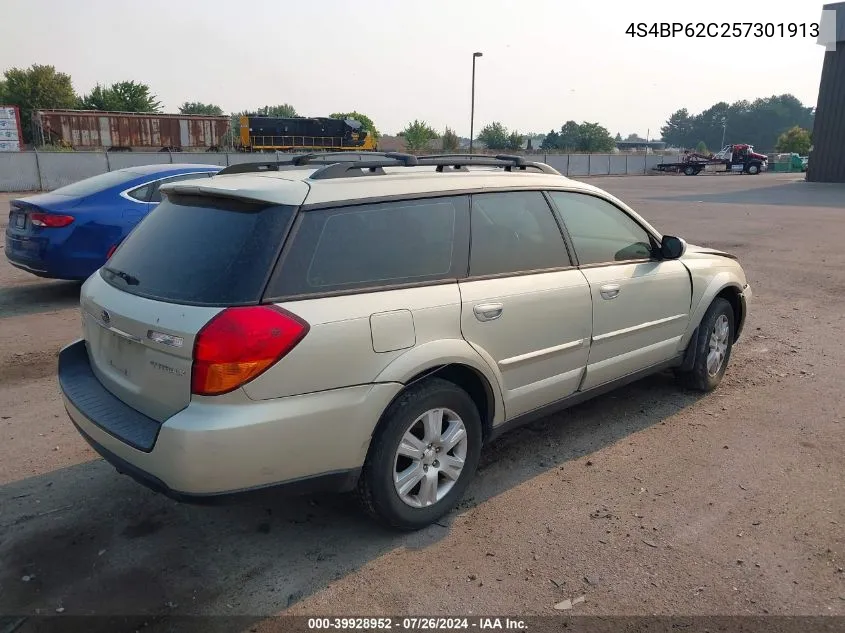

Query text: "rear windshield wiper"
[102, 266, 140, 286]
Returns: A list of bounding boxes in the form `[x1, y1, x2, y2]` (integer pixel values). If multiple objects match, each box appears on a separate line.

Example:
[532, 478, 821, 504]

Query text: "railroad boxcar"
[32, 110, 231, 152]
[239, 115, 377, 152]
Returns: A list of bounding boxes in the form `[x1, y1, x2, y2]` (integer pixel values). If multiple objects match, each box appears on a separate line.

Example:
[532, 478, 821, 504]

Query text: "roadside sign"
[0, 106, 23, 151]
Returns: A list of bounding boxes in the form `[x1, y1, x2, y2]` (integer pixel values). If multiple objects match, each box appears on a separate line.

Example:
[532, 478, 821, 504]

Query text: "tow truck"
[654, 143, 768, 176]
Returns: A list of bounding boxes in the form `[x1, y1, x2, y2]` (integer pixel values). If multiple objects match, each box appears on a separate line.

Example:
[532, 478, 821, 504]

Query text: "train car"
[32, 110, 231, 152]
[239, 115, 377, 152]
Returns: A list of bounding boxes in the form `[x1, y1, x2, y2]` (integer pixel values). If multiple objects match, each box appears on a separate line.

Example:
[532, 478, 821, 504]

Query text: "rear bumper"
[5, 232, 101, 280]
[71, 419, 360, 504]
[58, 340, 402, 499]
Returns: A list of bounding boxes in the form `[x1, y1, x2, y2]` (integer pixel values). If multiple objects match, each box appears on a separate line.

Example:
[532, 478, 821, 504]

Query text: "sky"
[0, 0, 831, 138]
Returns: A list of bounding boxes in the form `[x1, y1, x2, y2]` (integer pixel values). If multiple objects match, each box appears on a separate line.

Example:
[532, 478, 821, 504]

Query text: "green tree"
[541, 129, 560, 150]
[614, 132, 622, 141]
[695, 141, 709, 154]
[441, 126, 459, 151]
[330, 111, 379, 140]
[661, 95, 814, 152]
[179, 101, 224, 115]
[775, 126, 811, 154]
[400, 119, 439, 150]
[558, 121, 581, 151]
[2, 64, 78, 143]
[477, 122, 509, 150]
[577, 122, 615, 152]
[507, 130, 524, 151]
[77, 84, 113, 110]
[255, 104, 298, 117]
[79, 81, 161, 112]
[660, 108, 696, 148]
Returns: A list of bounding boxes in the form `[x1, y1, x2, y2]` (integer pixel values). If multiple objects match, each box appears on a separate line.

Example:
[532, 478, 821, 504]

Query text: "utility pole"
[469, 52, 483, 153]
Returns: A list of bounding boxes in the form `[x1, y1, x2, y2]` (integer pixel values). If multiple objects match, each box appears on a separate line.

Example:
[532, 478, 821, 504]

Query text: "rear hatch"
[80, 190, 302, 421]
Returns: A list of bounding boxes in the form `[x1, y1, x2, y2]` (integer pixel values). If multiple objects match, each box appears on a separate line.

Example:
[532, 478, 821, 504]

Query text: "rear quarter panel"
[243, 283, 477, 401]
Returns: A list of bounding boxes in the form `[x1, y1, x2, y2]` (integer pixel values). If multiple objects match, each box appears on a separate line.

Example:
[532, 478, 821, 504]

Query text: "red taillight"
[30, 212, 74, 228]
[106, 244, 118, 259]
[191, 306, 309, 396]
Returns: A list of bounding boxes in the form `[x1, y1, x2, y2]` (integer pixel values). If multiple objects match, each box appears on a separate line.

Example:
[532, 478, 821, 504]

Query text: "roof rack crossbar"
[216, 160, 296, 175]
[290, 151, 398, 166]
[309, 159, 408, 180]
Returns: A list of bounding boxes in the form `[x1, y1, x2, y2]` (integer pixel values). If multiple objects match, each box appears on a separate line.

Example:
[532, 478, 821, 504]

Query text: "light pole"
[720, 116, 727, 149]
[469, 51, 483, 153]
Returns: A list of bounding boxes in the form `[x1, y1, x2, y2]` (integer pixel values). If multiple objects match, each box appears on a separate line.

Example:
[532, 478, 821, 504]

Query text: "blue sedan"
[5, 163, 221, 280]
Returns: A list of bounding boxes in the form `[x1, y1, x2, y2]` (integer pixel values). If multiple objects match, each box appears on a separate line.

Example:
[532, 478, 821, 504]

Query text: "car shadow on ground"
[0, 281, 81, 318]
[646, 180, 845, 208]
[0, 372, 704, 631]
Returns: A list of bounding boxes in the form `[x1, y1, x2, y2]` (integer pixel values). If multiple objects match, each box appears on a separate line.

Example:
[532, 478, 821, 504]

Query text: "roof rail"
[217, 151, 421, 176]
[417, 154, 560, 175]
[218, 152, 561, 179]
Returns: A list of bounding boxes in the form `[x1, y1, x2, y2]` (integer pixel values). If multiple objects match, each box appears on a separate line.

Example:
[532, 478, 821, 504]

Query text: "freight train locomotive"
[238, 115, 377, 152]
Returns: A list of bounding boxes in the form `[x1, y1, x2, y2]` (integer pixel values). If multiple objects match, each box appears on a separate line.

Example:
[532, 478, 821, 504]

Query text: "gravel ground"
[0, 173, 843, 630]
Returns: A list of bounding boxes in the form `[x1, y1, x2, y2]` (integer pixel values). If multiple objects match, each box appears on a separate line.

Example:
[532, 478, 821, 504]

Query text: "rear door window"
[469, 191, 571, 276]
[266, 196, 470, 299]
[102, 194, 295, 305]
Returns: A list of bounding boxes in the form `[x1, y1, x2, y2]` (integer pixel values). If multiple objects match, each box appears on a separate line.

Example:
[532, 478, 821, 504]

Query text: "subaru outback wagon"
[58, 153, 751, 530]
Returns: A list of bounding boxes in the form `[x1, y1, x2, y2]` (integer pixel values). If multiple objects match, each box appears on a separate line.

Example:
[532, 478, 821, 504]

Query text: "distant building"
[808, 1, 845, 182]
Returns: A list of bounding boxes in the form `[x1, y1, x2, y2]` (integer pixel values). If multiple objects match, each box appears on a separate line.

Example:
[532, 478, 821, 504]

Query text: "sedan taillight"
[30, 212, 74, 228]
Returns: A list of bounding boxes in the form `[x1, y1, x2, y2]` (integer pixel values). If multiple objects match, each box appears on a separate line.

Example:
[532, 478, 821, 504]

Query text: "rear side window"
[126, 183, 152, 202]
[469, 191, 571, 276]
[267, 196, 470, 298]
[101, 195, 295, 306]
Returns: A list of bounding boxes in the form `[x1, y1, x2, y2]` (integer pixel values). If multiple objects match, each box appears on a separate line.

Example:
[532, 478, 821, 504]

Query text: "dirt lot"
[1, 173, 843, 629]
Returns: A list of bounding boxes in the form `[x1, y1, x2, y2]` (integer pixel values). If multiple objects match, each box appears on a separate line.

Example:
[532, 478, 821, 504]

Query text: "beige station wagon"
[58, 153, 752, 530]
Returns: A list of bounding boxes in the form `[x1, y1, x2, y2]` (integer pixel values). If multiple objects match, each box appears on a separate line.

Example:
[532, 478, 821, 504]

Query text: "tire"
[356, 377, 483, 530]
[683, 165, 697, 176]
[746, 163, 760, 175]
[676, 298, 735, 392]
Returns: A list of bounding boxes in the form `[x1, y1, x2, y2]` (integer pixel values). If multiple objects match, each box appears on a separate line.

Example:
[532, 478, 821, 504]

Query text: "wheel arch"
[371, 341, 504, 445]
[679, 281, 745, 371]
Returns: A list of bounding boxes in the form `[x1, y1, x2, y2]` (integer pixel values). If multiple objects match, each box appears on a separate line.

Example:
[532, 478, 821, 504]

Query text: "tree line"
[660, 94, 814, 153]
[1, 64, 816, 154]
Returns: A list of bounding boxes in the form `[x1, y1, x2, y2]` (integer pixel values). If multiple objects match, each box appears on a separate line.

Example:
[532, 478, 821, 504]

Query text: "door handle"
[599, 284, 621, 300]
[473, 302, 504, 322]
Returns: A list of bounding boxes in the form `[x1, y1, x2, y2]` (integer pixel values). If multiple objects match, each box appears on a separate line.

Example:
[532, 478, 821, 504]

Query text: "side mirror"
[660, 235, 686, 259]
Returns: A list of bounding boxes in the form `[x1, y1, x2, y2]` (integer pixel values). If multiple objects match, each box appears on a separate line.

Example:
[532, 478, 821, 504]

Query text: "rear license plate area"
[13, 212, 25, 229]
[103, 331, 137, 379]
